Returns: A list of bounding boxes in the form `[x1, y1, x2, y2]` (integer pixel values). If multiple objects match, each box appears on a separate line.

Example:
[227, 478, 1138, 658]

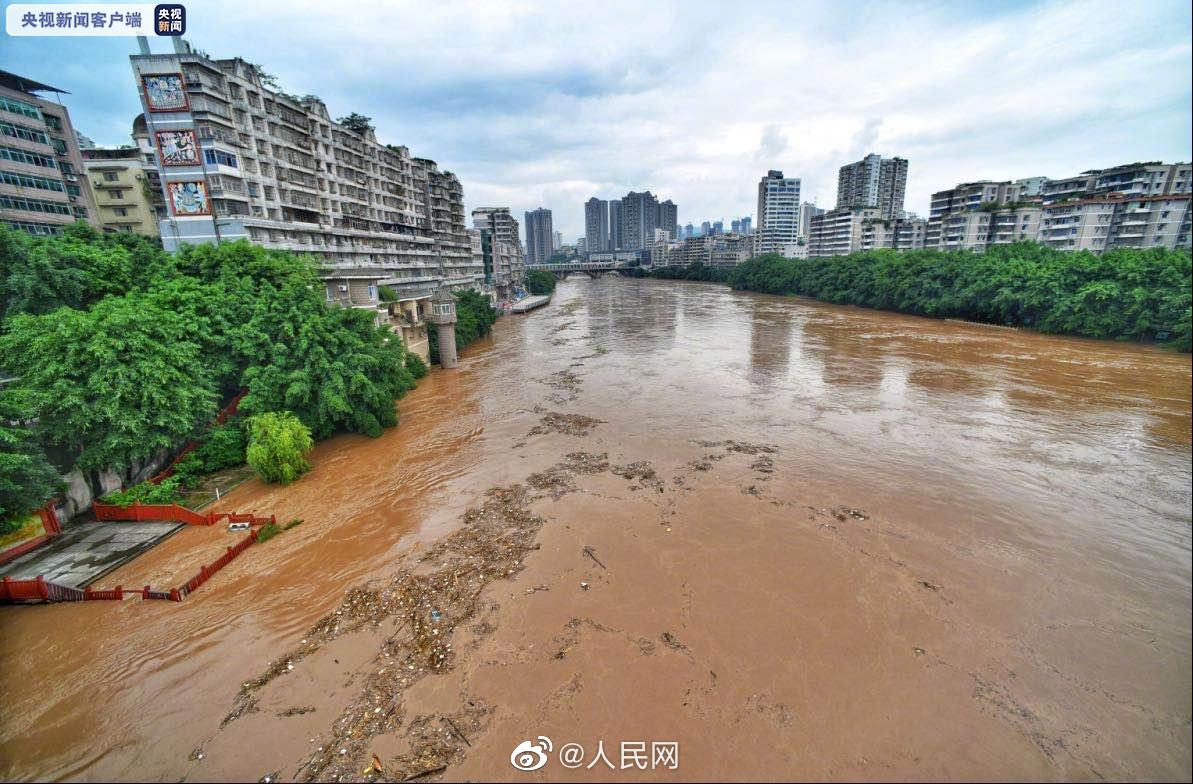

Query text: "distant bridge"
[524, 260, 640, 279]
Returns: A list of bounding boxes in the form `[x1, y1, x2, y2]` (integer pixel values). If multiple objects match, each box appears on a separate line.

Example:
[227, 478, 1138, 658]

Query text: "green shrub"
[255, 521, 281, 542]
[246, 411, 313, 484]
[193, 419, 247, 472]
[102, 476, 185, 507]
[283, 517, 304, 530]
[405, 352, 429, 379]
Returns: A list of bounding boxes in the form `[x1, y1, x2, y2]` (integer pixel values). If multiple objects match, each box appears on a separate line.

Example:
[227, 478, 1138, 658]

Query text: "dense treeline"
[525, 269, 557, 295]
[726, 244, 1191, 349]
[629, 262, 731, 283]
[428, 289, 499, 364]
[0, 223, 418, 522]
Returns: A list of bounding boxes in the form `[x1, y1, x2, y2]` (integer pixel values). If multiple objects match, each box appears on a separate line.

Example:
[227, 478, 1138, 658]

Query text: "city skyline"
[2, 0, 1190, 241]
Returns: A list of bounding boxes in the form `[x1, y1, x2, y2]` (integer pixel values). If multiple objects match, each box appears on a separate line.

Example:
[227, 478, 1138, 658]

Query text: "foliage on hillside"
[726, 244, 1191, 349]
[0, 224, 420, 518]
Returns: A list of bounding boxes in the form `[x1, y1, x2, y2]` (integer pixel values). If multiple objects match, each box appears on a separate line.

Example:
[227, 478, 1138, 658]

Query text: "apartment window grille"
[0, 171, 64, 191]
[0, 95, 42, 119]
[0, 145, 55, 167]
[0, 195, 73, 215]
[0, 120, 50, 145]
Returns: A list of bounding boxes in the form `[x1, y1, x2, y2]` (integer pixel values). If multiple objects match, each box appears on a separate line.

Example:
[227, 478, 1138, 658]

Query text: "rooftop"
[0, 69, 68, 96]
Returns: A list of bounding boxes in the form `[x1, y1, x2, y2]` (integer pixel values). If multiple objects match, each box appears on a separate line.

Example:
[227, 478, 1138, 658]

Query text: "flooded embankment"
[1, 277, 1190, 781]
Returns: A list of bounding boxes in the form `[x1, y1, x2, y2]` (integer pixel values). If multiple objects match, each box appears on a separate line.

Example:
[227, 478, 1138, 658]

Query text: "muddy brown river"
[1, 277, 1190, 781]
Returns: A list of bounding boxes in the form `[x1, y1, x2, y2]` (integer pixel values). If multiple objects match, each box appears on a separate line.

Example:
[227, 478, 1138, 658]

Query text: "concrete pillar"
[436, 322, 458, 369]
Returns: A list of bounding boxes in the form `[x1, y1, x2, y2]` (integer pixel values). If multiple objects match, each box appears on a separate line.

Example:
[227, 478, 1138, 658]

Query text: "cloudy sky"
[3, 0, 1191, 240]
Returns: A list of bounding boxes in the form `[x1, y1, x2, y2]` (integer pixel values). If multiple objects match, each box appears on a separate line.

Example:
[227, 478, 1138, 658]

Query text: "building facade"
[809, 207, 926, 256]
[524, 207, 553, 266]
[755, 169, 801, 255]
[128, 41, 481, 323]
[81, 147, 160, 235]
[926, 178, 1045, 250]
[1039, 195, 1191, 252]
[836, 153, 908, 220]
[658, 199, 678, 239]
[609, 198, 623, 250]
[620, 190, 658, 251]
[798, 202, 824, 241]
[584, 196, 608, 254]
[1, 70, 99, 235]
[1042, 162, 1191, 204]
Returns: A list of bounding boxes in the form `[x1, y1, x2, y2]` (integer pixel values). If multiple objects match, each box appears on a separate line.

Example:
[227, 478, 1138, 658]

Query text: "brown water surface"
[1, 278, 1189, 781]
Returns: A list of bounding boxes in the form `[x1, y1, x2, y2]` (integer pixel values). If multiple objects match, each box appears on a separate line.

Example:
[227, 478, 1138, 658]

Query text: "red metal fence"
[1, 527, 262, 604]
[0, 504, 63, 568]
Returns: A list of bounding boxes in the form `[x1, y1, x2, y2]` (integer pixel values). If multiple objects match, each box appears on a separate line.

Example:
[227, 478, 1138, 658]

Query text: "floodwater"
[1, 277, 1189, 781]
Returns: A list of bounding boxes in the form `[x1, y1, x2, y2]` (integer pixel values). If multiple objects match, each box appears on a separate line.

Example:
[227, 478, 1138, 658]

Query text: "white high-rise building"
[755, 170, 801, 256]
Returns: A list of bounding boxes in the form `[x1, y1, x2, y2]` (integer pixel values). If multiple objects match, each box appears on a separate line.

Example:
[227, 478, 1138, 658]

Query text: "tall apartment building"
[836, 153, 908, 220]
[929, 162, 1193, 253]
[1042, 162, 1191, 204]
[755, 169, 801, 255]
[620, 191, 658, 251]
[128, 41, 480, 316]
[472, 206, 523, 254]
[584, 196, 608, 254]
[798, 202, 824, 241]
[609, 198, 623, 250]
[658, 199, 678, 239]
[130, 114, 169, 221]
[524, 207, 553, 265]
[660, 232, 753, 269]
[808, 207, 926, 256]
[81, 147, 160, 235]
[926, 178, 1045, 250]
[1039, 195, 1191, 252]
[473, 221, 524, 301]
[1, 70, 99, 235]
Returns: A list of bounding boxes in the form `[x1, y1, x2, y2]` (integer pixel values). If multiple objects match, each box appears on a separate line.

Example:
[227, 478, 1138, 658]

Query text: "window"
[0, 145, 56, 167]
[103, 171, 119, 181]
[0, 120, 50, 145]
[42, 114, 62, 131]
[0, 171, 64, 192]
[113, 207, 128, 216]
[0, 195, 73, 215]
[4, 219, 61, 235]
[110, 190, 124, 199]
[204, 148, 239, 168]
[0, 95, 42, 119]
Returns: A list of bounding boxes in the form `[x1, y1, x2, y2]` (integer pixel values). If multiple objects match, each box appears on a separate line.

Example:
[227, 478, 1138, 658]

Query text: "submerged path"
[1, 278, 1189, 780]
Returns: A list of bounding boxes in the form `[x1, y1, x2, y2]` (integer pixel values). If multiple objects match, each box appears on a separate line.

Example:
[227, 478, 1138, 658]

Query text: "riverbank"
[639, 242, 1193, 351]
[1, 278, 1188, 780]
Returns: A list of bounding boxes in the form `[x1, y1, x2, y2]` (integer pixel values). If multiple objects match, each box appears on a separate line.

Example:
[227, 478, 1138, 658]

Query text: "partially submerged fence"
[92, 500, 275, 529]
[1, 505, 274, 604]
[0, 504, 63, 567]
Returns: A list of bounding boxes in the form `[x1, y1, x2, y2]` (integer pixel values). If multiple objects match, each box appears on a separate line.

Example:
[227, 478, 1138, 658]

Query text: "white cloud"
[12, 0, 1189, 240]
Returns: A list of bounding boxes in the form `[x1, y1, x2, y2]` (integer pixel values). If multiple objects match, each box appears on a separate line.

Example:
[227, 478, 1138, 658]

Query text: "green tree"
[525, 269, 557, 295]
[235, 273, 415, 439]
[0, 295, 218, 471]
[246, 411, 313, 484]
[0, 388, 63, 524]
